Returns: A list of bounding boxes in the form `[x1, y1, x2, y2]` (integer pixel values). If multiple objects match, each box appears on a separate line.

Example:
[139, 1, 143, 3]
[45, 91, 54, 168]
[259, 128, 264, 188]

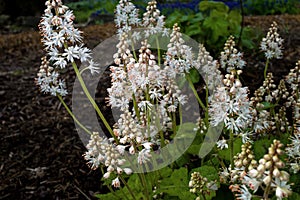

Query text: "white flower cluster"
[115, 0, 140, 36]
[286, 133, 300, 173]
[209, 71, 252, 134]
[260, 21, 284, 59]
[142, 0, 168, 37]
[36, 56, 67, 96]
[197, 44, 223, 91]
[37, 0, 98, 96]
[220, 35, 246, 73]
[164, 23, 194, 74]
[83, 132, 132, 178]
[107, 36, 187, 165]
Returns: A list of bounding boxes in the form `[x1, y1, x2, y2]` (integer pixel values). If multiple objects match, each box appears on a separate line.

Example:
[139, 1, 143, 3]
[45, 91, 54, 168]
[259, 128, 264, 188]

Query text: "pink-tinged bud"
[242, 158, 249, 166]
[264, 154, 271, 161]
[276, 149, 284, 155]
[268, 147, 275, 155]
[124, 168, 132, 175]
[259, 158, 266, 165]
[230, 86, 236, 94]
[257, 164, 265, 173]
[103, 172, 111, 179]
[235, 79, 242, 87]
[273, 167, 281, 177]
[275, 160, 285, 168]
[117, 167, 123, 174]
[265, 161, 272, 169]
[249, 169, 259, 177]
[272, 155, 279, 162]
[280, 171, 290, 181]
[263, 175, 271, 185]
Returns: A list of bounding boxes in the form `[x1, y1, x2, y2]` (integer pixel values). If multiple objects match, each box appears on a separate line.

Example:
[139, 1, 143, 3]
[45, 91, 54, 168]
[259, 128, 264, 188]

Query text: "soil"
[0, 15, 300, 199]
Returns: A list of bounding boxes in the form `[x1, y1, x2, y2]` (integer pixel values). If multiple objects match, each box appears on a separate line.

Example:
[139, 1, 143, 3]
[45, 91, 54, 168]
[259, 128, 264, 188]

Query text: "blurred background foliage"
[0, 0, 299, 52]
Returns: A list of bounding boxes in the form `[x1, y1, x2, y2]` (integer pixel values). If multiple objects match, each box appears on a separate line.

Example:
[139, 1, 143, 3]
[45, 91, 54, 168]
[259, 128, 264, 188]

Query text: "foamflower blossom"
[164, 23, 194, 75]
[209, 72, 252, 133]
[220, 36, 246, 73]
[236, 185, 252, 200]
[112, 177, 121, 188]
[142, 0, 168, 37]
[260, 21, 284, 59]
[37, 0, 98, 96]
[114, 0, 140, 36]
[83, 132, 132, 178]
[273, 178, 292, 200]
[216, 139, 228, 150]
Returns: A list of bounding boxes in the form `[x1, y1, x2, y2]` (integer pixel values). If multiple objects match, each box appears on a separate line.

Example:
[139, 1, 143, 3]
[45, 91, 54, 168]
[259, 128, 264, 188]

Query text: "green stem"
[138, 173, 150, 200]
[71, 60, 115, 137]
[264, 59, 270, 79]
[263, 171, 273, 200]
[186, 73, 209, 125]
[63, 43, 114, 138]
[57, 94, 92, 135]
[156, 36, 161, 65]
[229, 129, 234, 170]
[119, 175, 137, 200]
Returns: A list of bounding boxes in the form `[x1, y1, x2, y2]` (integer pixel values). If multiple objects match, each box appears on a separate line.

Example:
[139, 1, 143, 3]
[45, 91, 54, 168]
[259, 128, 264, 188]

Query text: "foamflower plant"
[36, 1, 300, 199]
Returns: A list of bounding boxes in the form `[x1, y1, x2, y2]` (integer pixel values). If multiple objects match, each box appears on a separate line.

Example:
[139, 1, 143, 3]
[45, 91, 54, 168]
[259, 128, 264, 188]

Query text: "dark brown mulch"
[0, 15, 299, 199]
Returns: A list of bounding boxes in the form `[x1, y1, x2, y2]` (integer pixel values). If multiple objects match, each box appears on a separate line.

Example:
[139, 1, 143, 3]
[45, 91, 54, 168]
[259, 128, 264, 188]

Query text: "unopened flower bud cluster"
[197, 44, 223, 91]
[260, 21, 284, 59]
[220, 35, 246, 73]
[83, 132, 132, 179]
[244, 140, 292, 199]
[189, 172, 217, 198]
[142, 0, 167, 37]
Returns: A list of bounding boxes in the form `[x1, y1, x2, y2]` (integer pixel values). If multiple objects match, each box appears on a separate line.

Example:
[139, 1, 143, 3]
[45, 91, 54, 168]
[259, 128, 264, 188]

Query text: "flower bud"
[273, 167, 281, 177]
[263, 175, 271, 185]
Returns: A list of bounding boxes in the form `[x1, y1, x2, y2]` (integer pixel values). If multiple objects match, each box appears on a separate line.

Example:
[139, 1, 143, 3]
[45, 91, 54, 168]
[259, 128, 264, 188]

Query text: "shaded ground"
[0, 15, 300, 199]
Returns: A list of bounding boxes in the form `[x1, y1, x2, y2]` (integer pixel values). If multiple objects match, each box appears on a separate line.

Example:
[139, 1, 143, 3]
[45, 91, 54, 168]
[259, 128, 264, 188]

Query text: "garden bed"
[0, 14, 300, 199]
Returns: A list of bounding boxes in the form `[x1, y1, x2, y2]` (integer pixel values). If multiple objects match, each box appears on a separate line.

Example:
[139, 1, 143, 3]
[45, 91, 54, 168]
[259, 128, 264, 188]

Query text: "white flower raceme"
[83, 132, 132, 178]
[115, 0, 140, 36]
[220, 36, 246, 73]
[142, 0, 168, 37]
[209, 73, 252, 133]
[164, 23, 194, 75]
[286, 133, 300, 173]
[260, 21, 284, 59]
[37, 0, 98, 96]
[36, 56, 68, 96]
[197, 44, 223, 91]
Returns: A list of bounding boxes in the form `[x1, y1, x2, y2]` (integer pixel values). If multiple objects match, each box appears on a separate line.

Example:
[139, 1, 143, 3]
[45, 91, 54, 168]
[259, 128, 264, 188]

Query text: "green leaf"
[199, 1, 229, 13]
[191, 166, 219, 182]
[94, 192, 121, 200]
[253, 138, 273, 159]
[189, 68, 201, 83]
[218, 137, 242, 161]
[158, 167, 195, 199]
[202, 10, 230, 43]
[185, 24, 202, 37]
